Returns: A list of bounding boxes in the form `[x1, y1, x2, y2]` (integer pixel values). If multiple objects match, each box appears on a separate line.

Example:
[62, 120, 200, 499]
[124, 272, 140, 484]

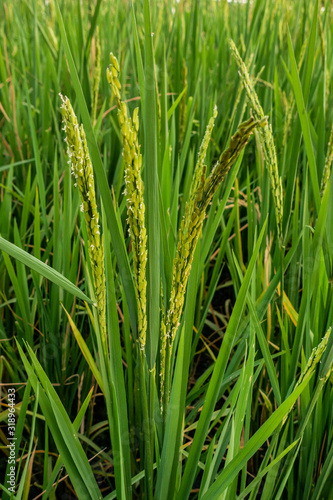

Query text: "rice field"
[0, 0, 333, 498]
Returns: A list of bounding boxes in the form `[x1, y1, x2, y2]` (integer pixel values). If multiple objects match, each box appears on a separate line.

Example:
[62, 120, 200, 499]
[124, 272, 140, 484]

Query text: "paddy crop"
[0, 1, 332, 499]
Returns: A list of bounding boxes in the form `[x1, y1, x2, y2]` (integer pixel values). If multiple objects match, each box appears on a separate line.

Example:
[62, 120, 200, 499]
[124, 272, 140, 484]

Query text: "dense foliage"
[0, 0, 333, 498]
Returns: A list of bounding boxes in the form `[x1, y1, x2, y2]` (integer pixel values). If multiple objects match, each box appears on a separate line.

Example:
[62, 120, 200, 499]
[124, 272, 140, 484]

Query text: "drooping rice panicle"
[106, 53, 147, 351]
[164, 112, 267, 381]
[199, 115, 267, 211]
[299, 327, 331, 384]
[160, 108, 218, 410]
[165, 108, 217, 348]
[230, 53, 254, 126]
[230, 39, 283, 242]
[283, 327, 332, 425]
[60, 94, 107, 350]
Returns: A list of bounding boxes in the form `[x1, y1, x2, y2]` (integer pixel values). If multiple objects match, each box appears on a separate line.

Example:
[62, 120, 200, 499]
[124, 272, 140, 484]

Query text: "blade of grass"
[236, 440, 300, 500]
[285, 29, 321, 212]
[0, 236, 92, 303]
[41, 388, 94, 500]
[62, 304, 104, 392]
[143, 0, 160, 367]
[16, 342, 101, 499]
[131, 2, 145, 117]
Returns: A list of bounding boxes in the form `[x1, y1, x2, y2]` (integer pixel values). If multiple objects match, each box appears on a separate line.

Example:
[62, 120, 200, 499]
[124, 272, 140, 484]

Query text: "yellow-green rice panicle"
[165, 113, 266, 354]
[165, 107, 218, 347]
[189, 105, 218, 208]
[300, 328, 331, 385]
[199, 115, 267, 211]
[320, 124, 333, 196]
[59, 94, 107, 350]
[283, 327, 332, 425]
[162, 113, 266, 408]
[230, 39, 283, 242]
[106, 52, 122, 109]
[107, 53, 147, 350]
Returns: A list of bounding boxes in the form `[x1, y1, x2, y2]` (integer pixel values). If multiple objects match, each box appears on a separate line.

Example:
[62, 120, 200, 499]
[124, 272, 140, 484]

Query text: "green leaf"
[143, 0, 160, 368]
[0, 236, 92, 304]
[62, 304, 104, 391]
[236, 440, 300, 500]
[16, 342, 101, 499]
[286, 29, 321, 212]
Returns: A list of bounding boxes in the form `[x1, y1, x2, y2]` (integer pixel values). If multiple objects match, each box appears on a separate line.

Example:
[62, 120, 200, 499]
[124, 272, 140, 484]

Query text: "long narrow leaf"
[0, 236, 92, 303]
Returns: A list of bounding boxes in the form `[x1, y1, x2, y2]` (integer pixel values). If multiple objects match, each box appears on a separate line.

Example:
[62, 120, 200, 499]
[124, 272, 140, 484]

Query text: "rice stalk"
[161, 109, 267, 408]
[60, 94, 107, 351]
[106, 53, 147, 351]
[230, 39, 283, 242]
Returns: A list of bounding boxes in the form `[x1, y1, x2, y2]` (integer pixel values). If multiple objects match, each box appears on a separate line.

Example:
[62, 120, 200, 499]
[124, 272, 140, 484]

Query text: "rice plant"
[0, 0, 332, 499]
